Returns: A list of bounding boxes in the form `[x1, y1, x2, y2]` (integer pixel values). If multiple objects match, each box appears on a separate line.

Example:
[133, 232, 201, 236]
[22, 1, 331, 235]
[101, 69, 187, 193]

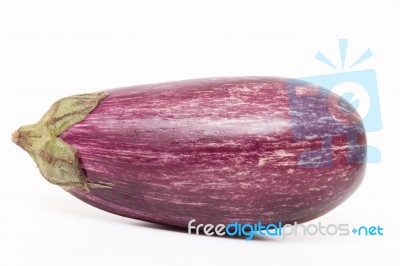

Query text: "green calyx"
[12, 92, 109, 191]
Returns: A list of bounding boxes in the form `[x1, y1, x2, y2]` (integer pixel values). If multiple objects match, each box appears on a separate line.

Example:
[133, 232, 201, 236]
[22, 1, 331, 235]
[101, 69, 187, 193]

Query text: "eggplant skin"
[59, 77, 364, 227]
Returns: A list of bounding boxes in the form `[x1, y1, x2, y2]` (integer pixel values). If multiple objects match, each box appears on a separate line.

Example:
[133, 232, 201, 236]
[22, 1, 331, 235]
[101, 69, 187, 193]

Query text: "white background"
[1, 0, 399, 265]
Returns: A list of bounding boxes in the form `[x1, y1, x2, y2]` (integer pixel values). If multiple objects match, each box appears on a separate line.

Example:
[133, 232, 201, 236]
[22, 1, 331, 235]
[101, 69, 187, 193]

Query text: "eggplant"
[12, 77, 366, 228]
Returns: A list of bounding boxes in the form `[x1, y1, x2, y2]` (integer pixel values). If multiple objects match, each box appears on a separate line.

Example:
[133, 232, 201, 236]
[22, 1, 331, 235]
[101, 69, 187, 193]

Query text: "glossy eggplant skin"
[60, 77, 366, 228]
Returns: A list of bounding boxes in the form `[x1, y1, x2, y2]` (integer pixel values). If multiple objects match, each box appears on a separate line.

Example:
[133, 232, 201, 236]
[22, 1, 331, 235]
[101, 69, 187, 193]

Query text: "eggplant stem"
[12, 92, 108, 191]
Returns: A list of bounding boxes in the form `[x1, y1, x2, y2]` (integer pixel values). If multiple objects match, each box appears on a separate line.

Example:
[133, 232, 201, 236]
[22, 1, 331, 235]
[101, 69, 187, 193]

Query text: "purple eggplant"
[12, 77, 366, 228]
